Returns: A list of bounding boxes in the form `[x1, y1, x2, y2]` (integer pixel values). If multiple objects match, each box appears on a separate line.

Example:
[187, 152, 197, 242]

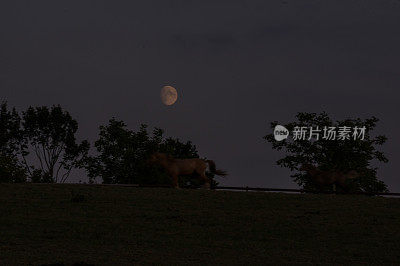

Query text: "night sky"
[1, 1, 399, 190]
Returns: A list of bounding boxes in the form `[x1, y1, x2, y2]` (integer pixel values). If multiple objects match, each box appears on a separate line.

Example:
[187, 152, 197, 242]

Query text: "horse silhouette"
[148, 152, 227, 189]
[300, 164, 359, 193]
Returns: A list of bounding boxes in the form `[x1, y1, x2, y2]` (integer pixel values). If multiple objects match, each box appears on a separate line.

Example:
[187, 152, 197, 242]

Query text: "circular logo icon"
[274, 125, 289, 141]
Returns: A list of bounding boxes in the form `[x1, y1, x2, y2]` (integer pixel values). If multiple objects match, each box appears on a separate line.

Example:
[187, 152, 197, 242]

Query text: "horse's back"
[174, 158, 206, 173]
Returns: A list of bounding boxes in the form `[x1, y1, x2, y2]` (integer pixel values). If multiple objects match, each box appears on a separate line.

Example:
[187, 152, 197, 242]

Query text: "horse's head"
[345, 170, 360, 179]
[147, 152, 168, 165]
[300, 163, 315, 172]
[147, 153, 160, 165]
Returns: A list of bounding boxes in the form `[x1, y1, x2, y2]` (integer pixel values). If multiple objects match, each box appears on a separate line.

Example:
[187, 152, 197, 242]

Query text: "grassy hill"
[1, 184, 400, 265]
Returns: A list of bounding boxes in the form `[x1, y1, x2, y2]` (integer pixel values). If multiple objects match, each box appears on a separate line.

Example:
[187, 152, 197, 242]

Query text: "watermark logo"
[274, 125, 366, 141]
[274, 125, 289, 141]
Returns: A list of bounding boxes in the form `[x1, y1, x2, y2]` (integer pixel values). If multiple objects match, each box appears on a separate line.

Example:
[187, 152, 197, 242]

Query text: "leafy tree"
[263, 112, 388, 193]
[0, 154, 27, 183]
[0, 101, 27, 183]
[86, 118, 219, 187]
[19, 105, 90, 183]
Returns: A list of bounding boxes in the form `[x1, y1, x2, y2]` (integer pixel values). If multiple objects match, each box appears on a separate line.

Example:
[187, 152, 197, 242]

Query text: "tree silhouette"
[263, 112, 388, 193]
[19, 105, 89, 183]
[85, 118, 219, 187]
[0, 101, 27, 183]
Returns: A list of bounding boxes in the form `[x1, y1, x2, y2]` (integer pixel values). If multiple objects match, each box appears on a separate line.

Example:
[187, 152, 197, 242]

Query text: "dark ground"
[1, 184, 400, 265]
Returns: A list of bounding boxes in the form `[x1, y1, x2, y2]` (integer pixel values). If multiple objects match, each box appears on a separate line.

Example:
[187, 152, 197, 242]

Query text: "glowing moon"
[160, 86, 178, 105]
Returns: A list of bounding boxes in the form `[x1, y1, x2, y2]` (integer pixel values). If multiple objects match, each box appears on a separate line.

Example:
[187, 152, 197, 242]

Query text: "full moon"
[160, 86, 178, 105]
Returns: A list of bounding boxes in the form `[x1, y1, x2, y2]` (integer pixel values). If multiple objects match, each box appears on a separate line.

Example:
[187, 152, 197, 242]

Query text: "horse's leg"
[336, 181, 349, 194]
[315, 182, 324, 193]
[199, 171, 210, 189]
[171, 174, 179, 189]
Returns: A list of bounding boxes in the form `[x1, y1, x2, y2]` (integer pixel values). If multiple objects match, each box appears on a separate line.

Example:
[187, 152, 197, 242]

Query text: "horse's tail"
[206, 160, 228, 176]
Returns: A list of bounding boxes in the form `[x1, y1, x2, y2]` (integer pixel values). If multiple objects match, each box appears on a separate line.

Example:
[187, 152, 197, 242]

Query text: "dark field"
[1, 184, 400, 265]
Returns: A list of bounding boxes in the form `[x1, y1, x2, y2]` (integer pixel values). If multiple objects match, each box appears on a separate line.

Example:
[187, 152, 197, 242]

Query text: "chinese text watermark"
[274, 125, 366, 141]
